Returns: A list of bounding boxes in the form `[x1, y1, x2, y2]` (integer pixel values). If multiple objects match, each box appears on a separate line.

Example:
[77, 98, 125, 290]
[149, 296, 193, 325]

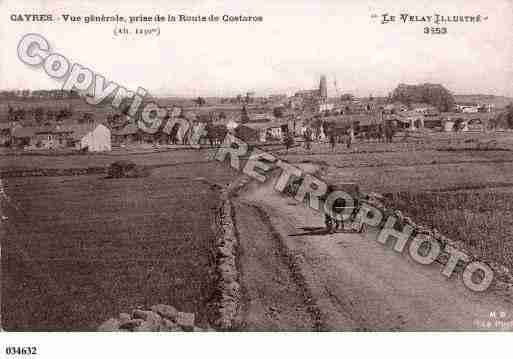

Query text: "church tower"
[319, 75, 328, 101]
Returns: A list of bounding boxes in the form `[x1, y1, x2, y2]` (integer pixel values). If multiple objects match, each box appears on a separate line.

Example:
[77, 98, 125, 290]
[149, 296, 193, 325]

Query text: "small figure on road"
[329, 133, 336, 151]
[346, 132, 352, 149]
[304, 127, 313, 151]
[284, 131, 294, 152]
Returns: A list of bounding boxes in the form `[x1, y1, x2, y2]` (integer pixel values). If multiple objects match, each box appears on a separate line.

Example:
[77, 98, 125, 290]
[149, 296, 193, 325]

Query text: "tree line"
[390, 83, 455, 112]
[0, 89, 80, 100]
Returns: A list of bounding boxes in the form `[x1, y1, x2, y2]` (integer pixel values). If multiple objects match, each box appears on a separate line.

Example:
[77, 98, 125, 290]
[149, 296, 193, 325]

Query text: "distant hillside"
[454, 94, 513, 109]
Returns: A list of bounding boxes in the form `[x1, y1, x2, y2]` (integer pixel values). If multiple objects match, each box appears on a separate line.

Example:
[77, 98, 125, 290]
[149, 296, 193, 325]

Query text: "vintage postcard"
[0, 0, 512, 356]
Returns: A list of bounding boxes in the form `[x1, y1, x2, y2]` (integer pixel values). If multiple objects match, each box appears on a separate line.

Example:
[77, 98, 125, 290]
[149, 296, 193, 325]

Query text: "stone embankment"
[362, 192, 513, 293]
[212, 187, 241, 329]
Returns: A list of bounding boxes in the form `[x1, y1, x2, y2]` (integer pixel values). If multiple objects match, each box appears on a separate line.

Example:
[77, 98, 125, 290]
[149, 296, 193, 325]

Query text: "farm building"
[397, 111, 425, 130]
[443, 119, 455, 132]
[410, 103, 439, 115]
[112, 123, 142, 144]
[317, 113, 383, 138]
[32, 125, 71, 149]
[62, 123, 111, 151]
[467, 118, 486, 132]
[326, 121, 353, 138]
[289, 118, 307, 136]
[10, 123, 111, 151]
[456, 104, 480, 113]
[441, 112, 496, 132]
[11, 126, 37, 148]
[0, 122, 16, 146]
[383, 103, 408, 113]
[235, 121, 287, 143]
[351, 114, 382, 134]
[247, 113, 276, 123]
[161, 117, 192, 144]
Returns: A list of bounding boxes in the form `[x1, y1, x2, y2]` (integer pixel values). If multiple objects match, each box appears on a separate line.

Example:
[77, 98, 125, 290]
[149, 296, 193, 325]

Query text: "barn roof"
[399, 110, 425, 118]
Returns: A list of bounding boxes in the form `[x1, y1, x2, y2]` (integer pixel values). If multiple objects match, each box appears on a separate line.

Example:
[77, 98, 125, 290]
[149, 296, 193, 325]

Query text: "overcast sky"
[1, 0, 512, 97]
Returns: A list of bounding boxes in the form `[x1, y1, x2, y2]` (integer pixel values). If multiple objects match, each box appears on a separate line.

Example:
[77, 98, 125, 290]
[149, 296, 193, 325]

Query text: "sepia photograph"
[0, 0, 512, 356]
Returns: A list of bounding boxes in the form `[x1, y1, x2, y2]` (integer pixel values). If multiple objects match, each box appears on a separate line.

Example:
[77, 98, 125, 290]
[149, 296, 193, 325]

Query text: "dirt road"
[234, 167, 513, 331]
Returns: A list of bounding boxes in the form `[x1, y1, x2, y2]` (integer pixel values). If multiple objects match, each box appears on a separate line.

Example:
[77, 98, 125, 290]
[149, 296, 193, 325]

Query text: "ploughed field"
[1, 150, 236, 330]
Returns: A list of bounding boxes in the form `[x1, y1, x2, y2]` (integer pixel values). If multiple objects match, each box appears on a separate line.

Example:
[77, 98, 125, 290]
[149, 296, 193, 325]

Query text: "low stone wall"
[97, 304, 207, 332]
[212, 188, 241, 329]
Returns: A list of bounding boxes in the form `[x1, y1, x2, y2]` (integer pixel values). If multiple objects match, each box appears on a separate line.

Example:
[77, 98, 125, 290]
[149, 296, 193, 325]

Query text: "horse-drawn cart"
[284, 176, 364, 234]
[321, 182, 363, 233]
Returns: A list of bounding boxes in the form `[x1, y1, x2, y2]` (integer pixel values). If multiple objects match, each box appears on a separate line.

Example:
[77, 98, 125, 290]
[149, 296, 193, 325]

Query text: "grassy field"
[383, 191, 513, 270]
[1, 152, 236, 330]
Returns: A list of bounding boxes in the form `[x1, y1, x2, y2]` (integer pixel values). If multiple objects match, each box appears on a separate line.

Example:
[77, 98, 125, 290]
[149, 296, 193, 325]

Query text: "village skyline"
[0, 82, 511, 100]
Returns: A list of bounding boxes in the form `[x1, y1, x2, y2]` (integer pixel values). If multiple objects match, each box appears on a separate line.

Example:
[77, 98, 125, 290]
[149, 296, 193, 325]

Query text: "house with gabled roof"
[0, 122, 17, 146]
[235, 120, 287, 143]
[60, 123, 111, 151]
[10, 123, 111, 151]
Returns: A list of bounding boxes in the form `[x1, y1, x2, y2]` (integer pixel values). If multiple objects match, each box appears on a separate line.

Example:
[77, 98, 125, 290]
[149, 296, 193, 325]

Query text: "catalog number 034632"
[5, 346, 38, 356]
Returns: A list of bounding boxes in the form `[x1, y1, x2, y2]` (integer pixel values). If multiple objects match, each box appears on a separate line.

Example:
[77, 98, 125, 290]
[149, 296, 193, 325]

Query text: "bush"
[107, 160, 150, 178]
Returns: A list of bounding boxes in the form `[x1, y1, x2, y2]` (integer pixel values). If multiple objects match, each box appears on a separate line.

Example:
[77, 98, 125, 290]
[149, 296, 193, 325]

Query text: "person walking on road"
[304, 127, 312, 151]
[329, 132, 336, 151]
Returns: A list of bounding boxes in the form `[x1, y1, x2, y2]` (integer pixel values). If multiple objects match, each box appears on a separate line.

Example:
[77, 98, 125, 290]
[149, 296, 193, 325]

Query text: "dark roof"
[0, 123, 13, 130]
[399, 110, 425, 118]
[11, 123, 106, 139]
[240, 120, 285, 130]
[114, 123, 139, 136]
[440, 112, 498, 121]
[12, 126, 37, 138]
[59, 124, 101, 140]
[34, 125, 61, 134]
[323, 113, 381, 127]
